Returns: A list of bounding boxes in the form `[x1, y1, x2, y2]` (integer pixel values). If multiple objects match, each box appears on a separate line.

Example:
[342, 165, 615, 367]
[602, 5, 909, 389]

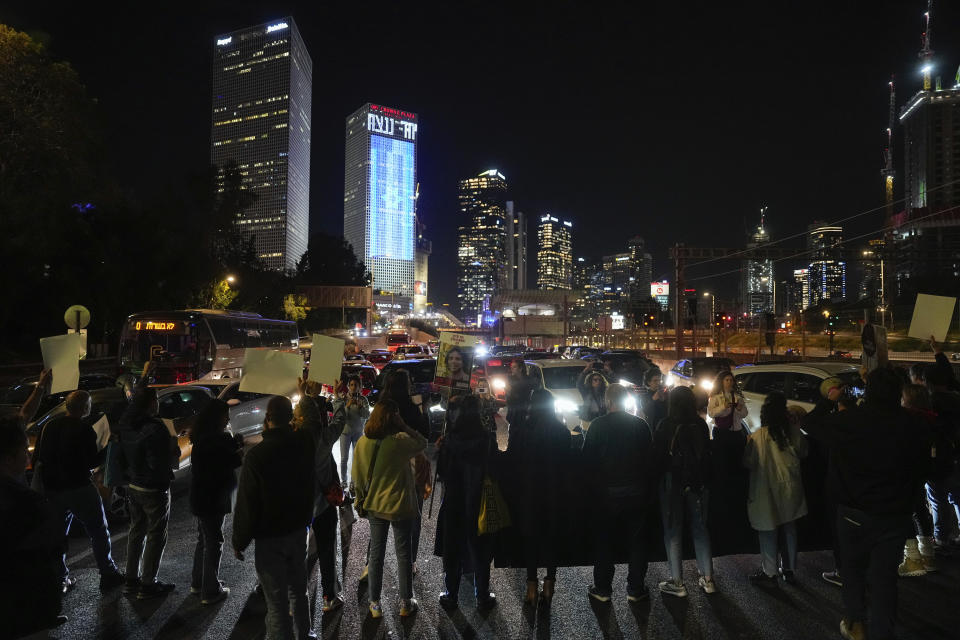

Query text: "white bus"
[118, 309, 299, 384]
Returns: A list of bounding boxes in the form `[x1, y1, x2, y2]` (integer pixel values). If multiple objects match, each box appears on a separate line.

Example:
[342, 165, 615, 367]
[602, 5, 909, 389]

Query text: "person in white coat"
[743, 392, 808, 584]
[707, 370, 748, 432]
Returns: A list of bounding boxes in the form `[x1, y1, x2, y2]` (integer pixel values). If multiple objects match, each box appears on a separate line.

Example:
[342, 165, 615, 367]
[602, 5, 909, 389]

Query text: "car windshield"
[540, 366, 584, 389]
[379, 360, 436, 386]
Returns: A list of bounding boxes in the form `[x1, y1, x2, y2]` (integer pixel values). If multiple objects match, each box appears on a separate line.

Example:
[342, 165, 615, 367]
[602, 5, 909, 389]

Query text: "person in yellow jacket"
[351, 399, 427, 619]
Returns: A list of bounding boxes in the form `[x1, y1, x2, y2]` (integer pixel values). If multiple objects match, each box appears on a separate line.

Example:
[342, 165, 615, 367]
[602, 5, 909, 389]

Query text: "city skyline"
[4, 1, 960, 305]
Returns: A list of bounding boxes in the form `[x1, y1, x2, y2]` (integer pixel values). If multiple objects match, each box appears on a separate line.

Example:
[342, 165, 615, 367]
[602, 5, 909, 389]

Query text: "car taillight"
[487, 358, 502, 367]
[174, 371, 190, 384]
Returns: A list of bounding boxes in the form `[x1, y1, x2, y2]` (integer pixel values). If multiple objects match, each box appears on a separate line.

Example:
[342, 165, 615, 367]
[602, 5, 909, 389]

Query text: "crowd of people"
[1, 340, 958, 640]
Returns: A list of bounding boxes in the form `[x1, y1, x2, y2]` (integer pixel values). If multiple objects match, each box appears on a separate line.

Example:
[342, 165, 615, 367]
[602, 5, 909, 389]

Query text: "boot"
[524, 580, 538, 606]
[541, 578, 555, 605]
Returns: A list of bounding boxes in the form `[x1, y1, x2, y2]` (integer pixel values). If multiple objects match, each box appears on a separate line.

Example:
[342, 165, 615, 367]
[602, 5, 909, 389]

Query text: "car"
[394, 344, 430, 359]
[732, 362, 865, 432]
[830, 350, 853, 359]
[523, 360, 638, 430]
[470, 355, 515, 402]
[563, 346, 602, 360]
[366, 350, 394, 370]
[0, 373, 118, 421]
[666, 357, 735, 392]
[521, 351, 562, 361]
[598, 351, 656, 386]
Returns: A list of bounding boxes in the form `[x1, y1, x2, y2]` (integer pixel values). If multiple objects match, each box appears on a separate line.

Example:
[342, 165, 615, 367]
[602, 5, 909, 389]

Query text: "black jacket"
[505, 412, 572, 538]
[37, 416, 104, 492]
[117, 407, 179, 491]
[637, 387, 667, 431]
[802, 399, 929, 516]
[189, 433, 242, 516]
[435, 426, 497, 558]
[583, 411, 654, 503]
[652, 416, 711, 481]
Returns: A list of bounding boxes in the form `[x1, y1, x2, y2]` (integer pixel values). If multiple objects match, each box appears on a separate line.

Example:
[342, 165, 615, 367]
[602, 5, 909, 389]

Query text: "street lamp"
[703, 292, 715, 351]
[226, 275, 236, 284]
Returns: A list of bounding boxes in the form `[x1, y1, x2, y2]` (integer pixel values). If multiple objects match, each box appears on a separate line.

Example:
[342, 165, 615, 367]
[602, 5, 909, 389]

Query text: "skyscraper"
[807, 222, 846, 306]
[456, 170, 508, 324]
[537, 215, 573, 290]
[344, 103, 418, 299]
[741, 217, 774, 316]
[211, 18, 312, 271]
[505, 201, 527, 290]
[791, 268, 810, 310]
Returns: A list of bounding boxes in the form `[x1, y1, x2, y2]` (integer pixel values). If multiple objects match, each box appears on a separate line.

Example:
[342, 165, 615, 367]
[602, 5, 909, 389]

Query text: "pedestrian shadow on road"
[627, 598, 652, 638]
[126, 590, 171, 624]
[588, 596, 625, 639]
[153, 593, 227, 640]
[660, 593, 688, 635]
[226, 589, 268, 640]
[704, 591, 761, 638]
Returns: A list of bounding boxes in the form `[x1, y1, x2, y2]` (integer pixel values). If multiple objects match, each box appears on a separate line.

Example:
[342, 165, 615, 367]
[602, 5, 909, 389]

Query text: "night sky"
[4, 1, 959, 306]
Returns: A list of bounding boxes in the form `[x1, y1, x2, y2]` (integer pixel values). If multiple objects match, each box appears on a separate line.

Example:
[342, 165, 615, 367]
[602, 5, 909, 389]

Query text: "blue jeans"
[659, 477, 713, 581]
[254, 527, 311, 640]
[926, 477, 960, 541]
[757, 520, 798, 576]
[46, 483, 117, 578]
[367, 516, 413, 602]
[339, 430, 363, 482]
[126, 487, 170, 584]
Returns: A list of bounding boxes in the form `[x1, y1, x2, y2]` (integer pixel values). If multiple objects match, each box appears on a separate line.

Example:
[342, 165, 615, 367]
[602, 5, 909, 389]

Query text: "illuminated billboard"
[651, 281, 670, 310]
[369, 134, 415, 261]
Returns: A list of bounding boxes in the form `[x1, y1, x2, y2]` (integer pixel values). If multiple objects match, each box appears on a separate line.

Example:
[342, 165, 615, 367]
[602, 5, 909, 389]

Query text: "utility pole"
[674, 243, 684, 361]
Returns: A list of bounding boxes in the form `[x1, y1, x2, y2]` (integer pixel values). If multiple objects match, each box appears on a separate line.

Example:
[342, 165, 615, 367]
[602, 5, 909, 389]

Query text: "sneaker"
[201, 588, 230, 605]
[839, 618, 866, 640]
[658, 580, 688, 598]
[438, 592, 459, 610]
[898, 556, 927, 577]
[921, 555, 938, 572]
[99, 570, 125, 593]
[321, 594, 344, 613]
[748, 569, 778, 586]
[626, 586, 650, 602]
[587, 585, 611, 602]
[123, 578, 141, 595]
[779, 570, 797, 585]
[476, 592, 497, 610]
[369, 600, 382, 618]
[191, 580, 226, 595]
[62, 576, 77, 594]
[821, 571, 842, 587]
[137, 581, 175, 600]
[698, 576, 717, 594]
[399, 598, 418, 617]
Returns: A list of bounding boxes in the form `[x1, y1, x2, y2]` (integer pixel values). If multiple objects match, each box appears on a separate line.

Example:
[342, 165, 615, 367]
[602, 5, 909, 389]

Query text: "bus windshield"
[119, 320, 199, 371]
[387, 333, 410, 346]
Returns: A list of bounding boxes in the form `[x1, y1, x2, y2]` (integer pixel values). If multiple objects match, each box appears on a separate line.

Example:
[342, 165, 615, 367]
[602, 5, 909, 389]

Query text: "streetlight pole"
[704, 292, 714, 353]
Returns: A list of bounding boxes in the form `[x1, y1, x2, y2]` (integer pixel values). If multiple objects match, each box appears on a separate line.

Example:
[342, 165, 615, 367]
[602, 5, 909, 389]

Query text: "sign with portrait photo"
[434, 333, 479, 390]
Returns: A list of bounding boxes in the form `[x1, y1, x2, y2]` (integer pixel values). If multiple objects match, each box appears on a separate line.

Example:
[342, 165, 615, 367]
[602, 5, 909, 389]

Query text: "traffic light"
[714, 312, 724, 328]
[643, 313, 655, 327]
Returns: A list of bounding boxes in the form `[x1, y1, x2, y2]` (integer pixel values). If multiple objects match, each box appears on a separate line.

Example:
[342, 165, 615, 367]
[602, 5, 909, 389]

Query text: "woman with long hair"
[336, 374, 370, 484]
[351, 399, 427, 618]
[577, 363, 608, 430]
[743, 392, 808, 584]
[434, 394, 499, 610]
[707, 370, 748, 432]
[188, 399, 243, 604]
[653, 386, 715, 597]
[506, 388, 571, 606]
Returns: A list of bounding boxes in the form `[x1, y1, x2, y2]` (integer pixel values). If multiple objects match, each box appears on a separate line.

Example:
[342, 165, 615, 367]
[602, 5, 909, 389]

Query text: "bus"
[118, 310, 299, 384]
[386, 330, 411, 352]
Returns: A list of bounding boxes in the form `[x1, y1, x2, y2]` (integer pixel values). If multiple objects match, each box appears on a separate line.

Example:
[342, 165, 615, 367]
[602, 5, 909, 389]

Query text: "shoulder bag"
[354, 440, 383, 519]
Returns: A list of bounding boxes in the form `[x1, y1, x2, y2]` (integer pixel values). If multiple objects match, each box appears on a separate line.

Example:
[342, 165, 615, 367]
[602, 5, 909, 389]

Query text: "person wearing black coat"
[505, 388, 571, 606]
[434, 394, 499, 610]
[188, 399, 243, 604]
[504, 358, 536, 434]
[802, 367, 930, 640]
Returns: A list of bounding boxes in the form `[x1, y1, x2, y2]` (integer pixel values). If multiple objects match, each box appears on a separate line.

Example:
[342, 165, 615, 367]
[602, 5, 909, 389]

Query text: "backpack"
[668, 421, 709, 493]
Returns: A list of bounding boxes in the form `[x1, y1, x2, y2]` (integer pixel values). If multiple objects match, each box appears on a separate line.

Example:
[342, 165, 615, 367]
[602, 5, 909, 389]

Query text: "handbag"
[477, 474, 511, 535]
[354, 440, 382, 519]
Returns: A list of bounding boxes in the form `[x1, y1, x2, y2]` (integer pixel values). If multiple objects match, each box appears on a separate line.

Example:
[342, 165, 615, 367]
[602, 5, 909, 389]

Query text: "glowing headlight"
[665, 373, 676, 387]
[618, 379, 631, 387]
[623, 395, 637, 413]
[429, 404, 445, 413]
[699, 379, 714, 392]
[492, 378, 506, 390]
[554, 398, 578, 414]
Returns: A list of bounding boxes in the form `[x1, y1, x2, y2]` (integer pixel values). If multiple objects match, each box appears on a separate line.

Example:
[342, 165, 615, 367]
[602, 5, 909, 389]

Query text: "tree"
[295, 233, 370, 286]
[283, 294, 310, 322]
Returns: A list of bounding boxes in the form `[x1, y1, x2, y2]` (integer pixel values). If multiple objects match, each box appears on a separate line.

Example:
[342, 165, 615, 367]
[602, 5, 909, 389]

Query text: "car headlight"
[492, 378, 506, 390]
[699, 379, 714, 392]
[618, 378, 631, 387]
[429, 404, 444, 413]
[554, 397, 578, 414]
[623, 395, 637, 413]
[665, 373, 676, 387]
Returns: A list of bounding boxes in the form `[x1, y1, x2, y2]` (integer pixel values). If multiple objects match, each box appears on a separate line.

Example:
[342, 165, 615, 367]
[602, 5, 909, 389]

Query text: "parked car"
[598, 350, 656, 385]
[522, 350, 562, 361]
[0, 373, 117, 421]
[470, 354, 515, 402]
[830, 350, 853, 359]
[523, 360, 638, 430]
[732, 362, 864, 432]
[366, 350, 394, 370]
[394, 344, 430, 359]
[666, 357, 735, 392]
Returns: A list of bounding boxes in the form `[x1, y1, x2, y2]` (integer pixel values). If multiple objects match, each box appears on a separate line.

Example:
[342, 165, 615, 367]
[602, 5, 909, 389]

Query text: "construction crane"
[882, 77, 896, 213]
[919, 0, 934, 91]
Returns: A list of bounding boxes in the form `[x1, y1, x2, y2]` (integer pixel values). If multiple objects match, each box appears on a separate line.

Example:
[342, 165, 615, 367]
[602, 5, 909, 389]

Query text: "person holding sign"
[335, 375, 371, 483]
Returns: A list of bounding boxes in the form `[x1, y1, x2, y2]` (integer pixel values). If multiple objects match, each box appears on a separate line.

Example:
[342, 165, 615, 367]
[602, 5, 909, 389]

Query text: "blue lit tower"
[344, 103, 418, 297]
[211, 18, 312, 270]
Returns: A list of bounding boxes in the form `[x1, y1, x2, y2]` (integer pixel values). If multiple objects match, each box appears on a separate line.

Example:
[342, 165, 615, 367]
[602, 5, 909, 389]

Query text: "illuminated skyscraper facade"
[505, 201, 527, 290]
[807, 222, 846, 306]
[741, 220, 774, 316]
[344, 103, 418, 297]
[537, 215, 573, 290]
[456, 170, 508, 324]
[211, 18, 312, 270]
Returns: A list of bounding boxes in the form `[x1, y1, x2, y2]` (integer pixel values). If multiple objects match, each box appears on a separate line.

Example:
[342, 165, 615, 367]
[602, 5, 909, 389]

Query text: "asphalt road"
[29, 425, 960, 640]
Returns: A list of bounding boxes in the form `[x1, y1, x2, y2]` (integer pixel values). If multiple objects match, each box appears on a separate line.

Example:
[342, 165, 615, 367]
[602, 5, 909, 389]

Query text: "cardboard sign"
[434, 333, 479, 389]
[91, 414, 111, 450]
[307, 334, 345, 385]
[39, 333, 83, 394]
[908, 293, 957, 342]
[238, 349, 303, 396]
